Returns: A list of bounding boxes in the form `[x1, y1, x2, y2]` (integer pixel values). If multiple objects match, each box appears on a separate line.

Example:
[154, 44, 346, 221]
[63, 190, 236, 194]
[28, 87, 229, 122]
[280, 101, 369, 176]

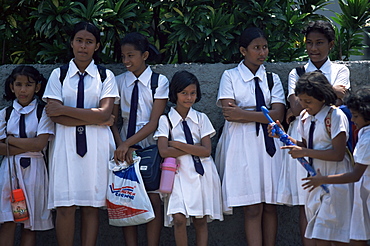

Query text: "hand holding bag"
[106, 157, 155, 226]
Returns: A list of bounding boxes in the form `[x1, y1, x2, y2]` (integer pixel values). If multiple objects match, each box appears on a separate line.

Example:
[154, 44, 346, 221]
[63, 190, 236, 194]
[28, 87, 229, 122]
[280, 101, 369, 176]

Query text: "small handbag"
[135, 145, 162, 191]
[6, 138, 29, 222]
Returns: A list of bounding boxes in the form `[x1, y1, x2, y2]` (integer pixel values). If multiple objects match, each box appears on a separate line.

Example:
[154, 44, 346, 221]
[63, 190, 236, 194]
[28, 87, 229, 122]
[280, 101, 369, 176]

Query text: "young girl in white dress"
[280, 71, 353, 245]
[154, 70, 223, 246]
[111, 32, 169, 246]
[215, 27, 285, 246]
[302, 87, 370, 246]
[281, 20, 350, 246]
[0, 65, 53, 246]
[43, 22, 119, 246]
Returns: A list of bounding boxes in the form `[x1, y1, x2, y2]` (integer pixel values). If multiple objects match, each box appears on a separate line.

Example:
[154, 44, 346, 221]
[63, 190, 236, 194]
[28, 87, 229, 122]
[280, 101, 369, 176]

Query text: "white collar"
[13, 98, 38, 114]
[237, 60, 266, 82]
[126, 66, 152, 87]
[168, 107, 199, 129]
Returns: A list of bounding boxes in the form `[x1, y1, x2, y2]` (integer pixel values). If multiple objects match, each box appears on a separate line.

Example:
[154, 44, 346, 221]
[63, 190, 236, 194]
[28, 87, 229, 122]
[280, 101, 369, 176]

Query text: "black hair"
[303, 20, 335, 43]
[71, 22, 101, 62]
[344, 87, 370, 122]
[3, 65, 47, 101]
[239, 27, 267, 48]
[169, 70, 201, 104]
[295, 71, 337, 105]
[121, 32, 150, 54]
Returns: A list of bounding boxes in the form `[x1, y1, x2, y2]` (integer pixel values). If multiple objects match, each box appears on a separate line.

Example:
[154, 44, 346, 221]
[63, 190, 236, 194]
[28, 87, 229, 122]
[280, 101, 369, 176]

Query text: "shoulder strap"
[5, 104, 44, 123]
[296, 66, 305, 77]
[325, 107, 334, 138]
[164, 113, 173, 141]
[150, 72, 159, 98]
[5, 106, 13, 123]
[36, 104, 45, 122]
[59, 64, 107, 84]
[266, 71, 274, 92]
[96, 64, 107, 82]
[59, 64, 69, 85]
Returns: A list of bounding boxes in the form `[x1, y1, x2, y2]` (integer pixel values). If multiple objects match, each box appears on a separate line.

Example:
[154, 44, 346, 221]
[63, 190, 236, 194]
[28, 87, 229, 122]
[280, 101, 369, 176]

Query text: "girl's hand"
[267, 120, 284, 138]
[333, 84, 346, 99]
[285, 108, 295, 124]
[114, 142, 129, 164]
[281, 145, 306, 158]
[222, 102, 243, 121]
[125, 147, 137, 165]
[99, 115, 115, 126]
[302, 169, 324, 192]
[45, 100, 64, 117]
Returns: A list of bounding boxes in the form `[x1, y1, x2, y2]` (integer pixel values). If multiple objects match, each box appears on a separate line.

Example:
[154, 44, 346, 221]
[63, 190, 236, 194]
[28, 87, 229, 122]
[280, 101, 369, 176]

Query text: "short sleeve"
[43, 68, 62, 102]
[153, 74, 169, 100]
[0, 108, 7, 140]
[288, 68, 299, 98]
[270, 73, 285, 105]
[153, 115, 170, 140]
[100, 69, 120, 103]
[216, 70, 234, 107]
[332, 64, 350, 89]
[199, 112, 216, 139]
[36, 109, 55, 136]
[353, 131, 370, 165]
[330, 108, 349, 140]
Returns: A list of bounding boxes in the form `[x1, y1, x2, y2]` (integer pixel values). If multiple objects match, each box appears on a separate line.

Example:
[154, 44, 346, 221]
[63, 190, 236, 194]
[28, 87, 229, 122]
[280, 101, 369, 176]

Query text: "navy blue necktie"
[127, 80, 139, 139]
[76, 73, 87, 157]
[182, 120, 204, 176]
[308, 120, 316, 166]
[19, 114, 26, 138]
[254, 77, 276, 157]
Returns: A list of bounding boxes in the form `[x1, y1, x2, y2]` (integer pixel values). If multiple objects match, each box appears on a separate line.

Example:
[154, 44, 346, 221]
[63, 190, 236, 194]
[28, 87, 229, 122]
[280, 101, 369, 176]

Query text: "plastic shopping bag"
[106, 156, 155, 226]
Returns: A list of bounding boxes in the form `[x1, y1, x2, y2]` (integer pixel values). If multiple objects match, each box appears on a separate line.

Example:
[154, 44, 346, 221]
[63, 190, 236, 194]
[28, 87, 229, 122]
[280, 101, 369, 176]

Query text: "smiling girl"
[281, 71, 353, 245]
[215, 27, 285, 246]
[111, 32, 169, 246]
[43, 22, 119, 246]
[154, 70, 223, 246]
[279, 20, 351, 246]
[302, 87, 370, 246]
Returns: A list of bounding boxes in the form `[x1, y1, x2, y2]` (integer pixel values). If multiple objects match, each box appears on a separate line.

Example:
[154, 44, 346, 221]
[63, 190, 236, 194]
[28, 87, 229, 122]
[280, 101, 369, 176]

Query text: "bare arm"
[282, 132, 347, 162]
[0, 140, 26, 156]
[46, 98, 115, 126]
[7, 134, 50, 152]
[302, 163, 367, 192]
[114, 99, 167, 163]
[221, 99, 285, 124]
[157, 135, 212, 158]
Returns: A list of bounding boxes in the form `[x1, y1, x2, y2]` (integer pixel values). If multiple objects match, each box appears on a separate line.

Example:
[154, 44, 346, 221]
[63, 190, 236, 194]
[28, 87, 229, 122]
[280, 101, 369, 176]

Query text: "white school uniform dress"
[115, 66, 169, 148]
[43, 59, 119, 209]
[154, 107, 223, 227]
[215, 61, 285, 214]
[349, 125, 370, 241]
[298, 106, 353, 243]
[0, 99, 54, 230]
[278, 58, 350, 205]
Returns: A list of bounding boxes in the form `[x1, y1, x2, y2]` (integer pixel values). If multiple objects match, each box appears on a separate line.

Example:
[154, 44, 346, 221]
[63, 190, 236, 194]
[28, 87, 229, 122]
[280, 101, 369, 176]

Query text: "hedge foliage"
[0, 0, 369, 64]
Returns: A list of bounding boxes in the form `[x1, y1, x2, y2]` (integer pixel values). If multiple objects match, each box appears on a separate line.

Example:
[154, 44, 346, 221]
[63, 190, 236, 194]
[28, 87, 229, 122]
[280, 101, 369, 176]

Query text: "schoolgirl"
[0, 65, 53, 246]
[302, 87, 370, 246]
[154, 70, 223, 246]
[281, 20, 350, 245]
[215, 27, 285, 246]
[110, 32, 169, 246]
[281, 71, 353, 245]
[43, 22, 119, 246]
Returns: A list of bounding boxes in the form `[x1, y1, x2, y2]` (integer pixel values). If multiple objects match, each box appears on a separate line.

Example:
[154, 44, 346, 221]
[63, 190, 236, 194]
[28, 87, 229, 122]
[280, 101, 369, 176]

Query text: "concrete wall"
[1, 61, 369, 245]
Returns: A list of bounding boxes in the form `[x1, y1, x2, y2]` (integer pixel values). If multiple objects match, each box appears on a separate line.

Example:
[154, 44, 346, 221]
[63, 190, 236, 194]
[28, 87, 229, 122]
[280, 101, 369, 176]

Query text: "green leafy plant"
[331, 0, 370, 60]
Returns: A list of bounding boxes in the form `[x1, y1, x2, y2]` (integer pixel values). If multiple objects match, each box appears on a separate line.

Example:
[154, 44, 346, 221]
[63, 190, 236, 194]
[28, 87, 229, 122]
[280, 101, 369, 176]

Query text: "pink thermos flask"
[159, 157, 177, 193]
